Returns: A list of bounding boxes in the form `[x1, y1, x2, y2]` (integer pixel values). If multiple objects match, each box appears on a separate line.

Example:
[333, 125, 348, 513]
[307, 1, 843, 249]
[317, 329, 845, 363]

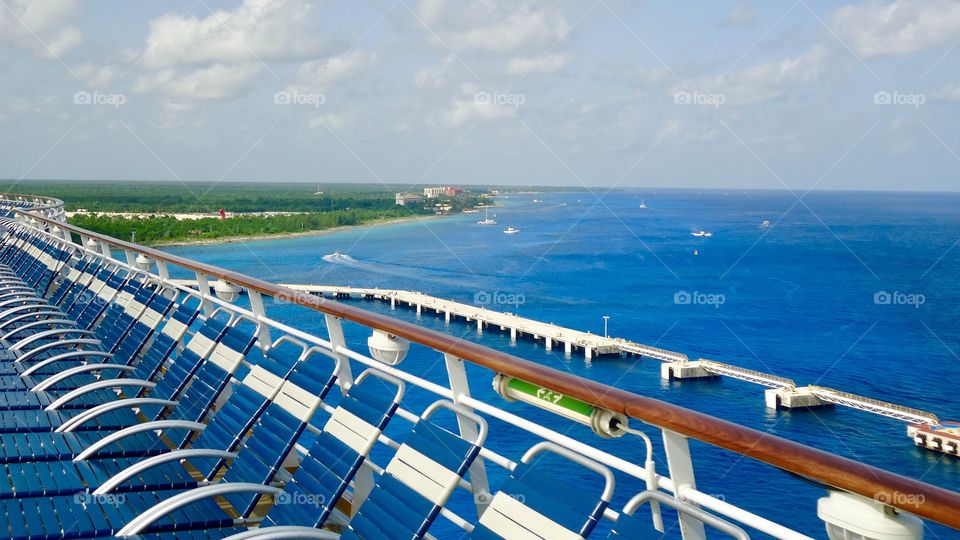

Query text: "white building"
[423, 187, 445, 198]
[395, 193, 423, 206]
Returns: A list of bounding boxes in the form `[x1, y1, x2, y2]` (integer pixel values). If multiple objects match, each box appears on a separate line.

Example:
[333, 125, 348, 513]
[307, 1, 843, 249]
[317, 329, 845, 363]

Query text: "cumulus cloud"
[441, 84, 519, 127]
[505, 53, 570, 75]
[721, 3, 757, 27]
[416, 0, 569, 54]
[677, 46, 827, 106]
[0, 0, 82, 58]
[289, 50, 380, 92]
[134, 0, 329, 107]
[142, 0, 323, 69]
[931, 84, 960, 101]
[833, 0, 960, 58]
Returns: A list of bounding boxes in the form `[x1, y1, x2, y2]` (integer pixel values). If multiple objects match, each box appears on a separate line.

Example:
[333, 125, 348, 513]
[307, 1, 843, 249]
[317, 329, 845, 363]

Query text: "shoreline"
[150, 214, 446, 248]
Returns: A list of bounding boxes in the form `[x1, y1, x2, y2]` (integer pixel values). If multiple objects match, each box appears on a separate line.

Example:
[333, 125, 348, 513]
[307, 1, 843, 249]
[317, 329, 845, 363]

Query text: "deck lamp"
[817, 490, 922, 540]
[367, 329, 410, 365]
[134, 253, 153, 271]
[213, 280, 242, 303]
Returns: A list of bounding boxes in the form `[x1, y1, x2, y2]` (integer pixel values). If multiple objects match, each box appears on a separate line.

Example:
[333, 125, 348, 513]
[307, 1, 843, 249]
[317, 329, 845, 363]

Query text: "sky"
[1, 0, 960, 191]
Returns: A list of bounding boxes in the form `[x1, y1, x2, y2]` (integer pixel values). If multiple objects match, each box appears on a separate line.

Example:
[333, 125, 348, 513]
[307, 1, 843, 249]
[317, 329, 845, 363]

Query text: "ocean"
[165, 189, 960, 538]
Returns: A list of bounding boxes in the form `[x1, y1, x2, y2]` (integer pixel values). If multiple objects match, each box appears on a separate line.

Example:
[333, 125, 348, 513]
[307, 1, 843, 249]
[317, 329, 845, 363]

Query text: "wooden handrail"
[7, 202, 960, 529]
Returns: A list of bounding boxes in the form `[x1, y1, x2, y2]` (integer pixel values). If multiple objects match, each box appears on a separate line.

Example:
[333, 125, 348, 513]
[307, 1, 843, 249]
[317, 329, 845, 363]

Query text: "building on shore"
[423, 187, 444, 198]
[394, 193, 423, 206]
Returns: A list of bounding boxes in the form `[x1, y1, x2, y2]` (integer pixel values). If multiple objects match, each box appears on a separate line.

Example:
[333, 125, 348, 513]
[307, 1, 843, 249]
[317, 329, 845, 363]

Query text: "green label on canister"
[505, 377, 595, 417]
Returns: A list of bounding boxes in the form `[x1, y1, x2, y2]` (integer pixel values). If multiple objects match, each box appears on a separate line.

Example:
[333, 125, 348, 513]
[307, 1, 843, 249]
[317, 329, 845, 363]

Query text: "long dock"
[174, 279, 946, 430]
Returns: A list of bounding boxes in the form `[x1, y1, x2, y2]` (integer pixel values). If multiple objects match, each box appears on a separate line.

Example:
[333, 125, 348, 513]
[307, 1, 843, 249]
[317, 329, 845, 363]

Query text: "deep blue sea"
[166, 190, 960, 538]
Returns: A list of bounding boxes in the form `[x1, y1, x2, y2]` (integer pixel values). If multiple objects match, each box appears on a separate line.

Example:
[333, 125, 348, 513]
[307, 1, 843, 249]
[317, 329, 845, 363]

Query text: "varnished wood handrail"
[6, 202, 960, 529]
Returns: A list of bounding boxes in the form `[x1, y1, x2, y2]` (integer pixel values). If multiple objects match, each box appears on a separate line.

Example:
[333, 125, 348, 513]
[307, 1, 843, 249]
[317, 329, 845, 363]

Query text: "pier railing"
[2, 192, 959, 538]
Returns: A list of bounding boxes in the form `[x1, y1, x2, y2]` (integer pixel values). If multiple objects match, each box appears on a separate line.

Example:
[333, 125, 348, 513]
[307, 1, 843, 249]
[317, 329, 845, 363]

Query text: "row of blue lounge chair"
[0, 219, 749, 539]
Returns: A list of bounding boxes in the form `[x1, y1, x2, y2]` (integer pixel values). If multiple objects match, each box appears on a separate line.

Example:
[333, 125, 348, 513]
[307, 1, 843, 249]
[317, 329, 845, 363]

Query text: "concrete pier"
[765, 387, 831, 409]
[660, 361, 720, 381]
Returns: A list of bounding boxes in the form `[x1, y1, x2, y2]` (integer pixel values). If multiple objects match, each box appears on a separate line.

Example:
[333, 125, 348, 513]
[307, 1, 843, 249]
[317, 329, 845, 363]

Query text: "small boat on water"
[639, 199, 647, 209]
[477, 207, 497, 225]
[503, 227, 520, 235]
[761, 220, 771, 227]
[691, 231, 712, 237]
[333, 249, 343, 257]
[532, 199, 542, 203]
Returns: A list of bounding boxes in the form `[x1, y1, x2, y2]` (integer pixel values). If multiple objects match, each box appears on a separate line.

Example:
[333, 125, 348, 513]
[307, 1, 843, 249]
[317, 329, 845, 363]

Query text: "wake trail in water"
[321, 253, 481, 287]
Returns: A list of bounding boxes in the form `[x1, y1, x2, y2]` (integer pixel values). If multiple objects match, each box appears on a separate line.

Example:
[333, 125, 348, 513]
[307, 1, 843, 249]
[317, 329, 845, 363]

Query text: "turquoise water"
[166, 190, 960, 538]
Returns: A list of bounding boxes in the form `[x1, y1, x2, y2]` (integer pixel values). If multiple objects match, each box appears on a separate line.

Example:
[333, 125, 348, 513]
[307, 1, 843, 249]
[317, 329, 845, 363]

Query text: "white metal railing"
[0, 192, 953, 539]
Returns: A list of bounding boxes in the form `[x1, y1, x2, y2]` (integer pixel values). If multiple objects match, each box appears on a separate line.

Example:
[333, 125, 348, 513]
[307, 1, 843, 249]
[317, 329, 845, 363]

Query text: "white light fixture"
[818, 491, 923, 540]
[134, 254, 153, 271]
[367, 329, 410, 365]
[213, 280, 242, 303]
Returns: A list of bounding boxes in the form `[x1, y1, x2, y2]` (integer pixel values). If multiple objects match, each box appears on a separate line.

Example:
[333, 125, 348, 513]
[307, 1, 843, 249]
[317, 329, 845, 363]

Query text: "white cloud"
[833, 0, 960, 58]
[679, 46, 827, 106]
[721, 3, 757, 27]
[505, 53, 570, 75]
[290, 50, 379, 91]
[142, 0, 323, 68]
[416, 0, 569, 54]
[931, 84, 960, 101]
[441, 84, 518, 127]
[0, 0, 82, 58]
[135, 63, 262, 107]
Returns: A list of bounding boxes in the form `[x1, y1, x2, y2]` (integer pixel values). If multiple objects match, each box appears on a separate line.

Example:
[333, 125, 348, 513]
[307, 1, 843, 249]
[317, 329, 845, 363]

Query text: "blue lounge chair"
[469, 441, 614, 540]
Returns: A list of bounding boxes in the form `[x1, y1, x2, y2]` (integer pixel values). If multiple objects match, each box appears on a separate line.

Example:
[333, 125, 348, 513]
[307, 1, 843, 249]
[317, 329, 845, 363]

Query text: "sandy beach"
[150, 214, 446, 248]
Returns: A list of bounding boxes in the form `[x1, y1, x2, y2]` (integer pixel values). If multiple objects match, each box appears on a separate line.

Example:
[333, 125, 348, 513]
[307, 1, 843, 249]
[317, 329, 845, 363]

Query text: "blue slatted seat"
[0, 337, 326, 499]
[469, 442, 614, 540]
[114, 369, 406, 539]
[0, 315, 236, 434]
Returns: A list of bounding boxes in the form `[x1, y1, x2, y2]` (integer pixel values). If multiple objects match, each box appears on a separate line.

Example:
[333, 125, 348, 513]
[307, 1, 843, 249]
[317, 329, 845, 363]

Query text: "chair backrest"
[124, 300, 199, 382]
[219, 356, 343, 517]
[471, 442, 615, 540]
[260, 369, 405, 529]
[344, 401, 488, 540]
[164, 321, 262, 427]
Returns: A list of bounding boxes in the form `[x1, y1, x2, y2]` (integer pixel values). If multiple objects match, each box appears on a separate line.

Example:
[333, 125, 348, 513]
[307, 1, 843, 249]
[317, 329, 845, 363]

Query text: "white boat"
[691, 230, 712, 237]
[532, 199, 542, 203]
[503, 227, 520, 235]
[477, 207, 497, 226]
[639, 199, 647, 209]
[761, 220, 771, 227]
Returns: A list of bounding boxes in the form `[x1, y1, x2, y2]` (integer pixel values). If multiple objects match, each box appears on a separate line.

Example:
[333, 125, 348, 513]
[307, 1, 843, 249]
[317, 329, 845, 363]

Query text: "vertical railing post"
[444, 352, 492, 514]
[247, 290, 272, 352]
[663, 429, 707, 540]
[194, 272, 214, 315]
[324, 314, 370, 514]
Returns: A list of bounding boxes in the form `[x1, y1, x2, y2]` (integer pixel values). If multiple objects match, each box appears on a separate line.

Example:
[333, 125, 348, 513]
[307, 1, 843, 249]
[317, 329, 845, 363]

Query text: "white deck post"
[663, 430, 707, 540]
[444, 353, 492, 515]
